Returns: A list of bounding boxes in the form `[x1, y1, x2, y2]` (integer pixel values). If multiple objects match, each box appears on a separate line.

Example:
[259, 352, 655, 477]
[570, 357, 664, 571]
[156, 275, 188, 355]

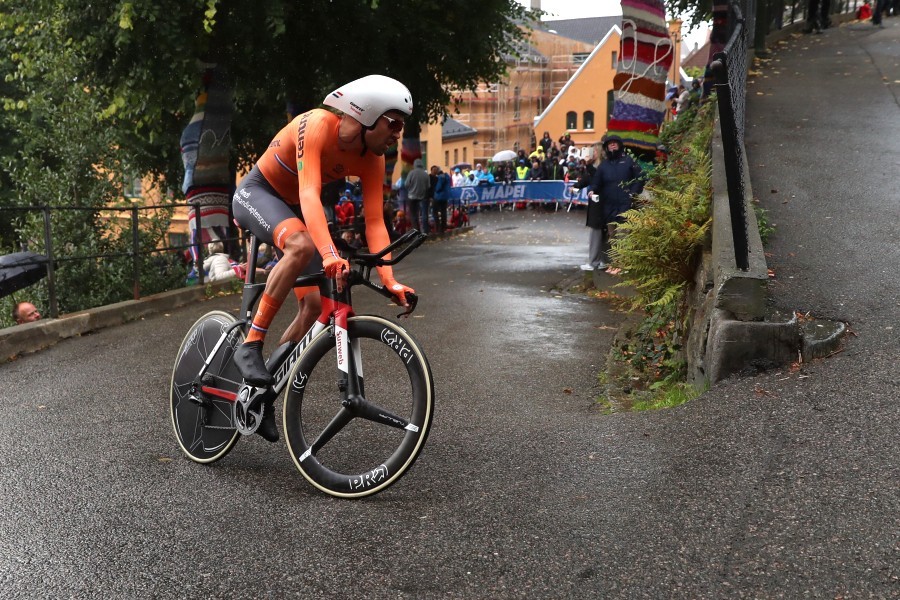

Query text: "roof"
[682, 39, 712, 70]
[532, 25, 622, 132]
[442, 117, 477, 140]
[537, 16, 622, 45]
[503, 38, 548, 64]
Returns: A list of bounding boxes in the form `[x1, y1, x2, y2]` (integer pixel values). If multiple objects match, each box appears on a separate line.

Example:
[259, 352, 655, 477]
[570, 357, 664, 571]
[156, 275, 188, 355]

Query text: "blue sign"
[449, 181, 590, 206]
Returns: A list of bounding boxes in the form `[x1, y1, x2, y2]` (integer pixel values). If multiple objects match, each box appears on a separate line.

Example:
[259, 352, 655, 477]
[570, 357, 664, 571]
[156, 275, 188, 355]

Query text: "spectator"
[857, 0, 872, 19]
[543, 155, 564, 180]
[203, 240, 239, 282]
[558, 132, 572, 149]
[675, 84, 690, 117]
[257, 243, 279, 271]
[515, 159, 530, 180]
[528, 159, 545, 181]
[431, 165, 451, 233]
[580, 135, 645, 273]
[473, 163, 494, 185]
[873, 0, 887, 26]
[538, 131, 553, 153]
[805, 0, 832, 32]
[13, 301, 41, 324]
[341, 230, 362, 250]
[335, 195, 356, 227]
[451, 167, 465, 187]
[688, 79, 702, 108]
[405, 158, 431, 234]
[528, 146, 546, 163]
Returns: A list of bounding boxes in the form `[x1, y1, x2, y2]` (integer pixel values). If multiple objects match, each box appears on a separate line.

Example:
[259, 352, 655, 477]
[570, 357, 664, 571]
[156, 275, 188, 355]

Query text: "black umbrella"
[0, 251, 49, 299]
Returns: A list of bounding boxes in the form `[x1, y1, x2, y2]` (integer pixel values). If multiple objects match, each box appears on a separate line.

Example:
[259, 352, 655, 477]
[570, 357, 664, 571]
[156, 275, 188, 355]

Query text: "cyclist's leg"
[231, 166, 315, 385]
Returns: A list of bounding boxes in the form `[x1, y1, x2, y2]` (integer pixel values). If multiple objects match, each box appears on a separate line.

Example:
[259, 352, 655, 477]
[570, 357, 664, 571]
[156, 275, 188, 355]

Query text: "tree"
[0, 0, 539, 316]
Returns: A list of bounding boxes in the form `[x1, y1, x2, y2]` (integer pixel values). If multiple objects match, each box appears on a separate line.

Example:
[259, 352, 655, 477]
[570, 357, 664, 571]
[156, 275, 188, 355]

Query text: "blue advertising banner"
[448, 181, 590, 206]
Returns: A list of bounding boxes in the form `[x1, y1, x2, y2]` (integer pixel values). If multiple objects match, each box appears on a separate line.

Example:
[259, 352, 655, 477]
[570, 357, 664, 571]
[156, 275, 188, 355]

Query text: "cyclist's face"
[366, 111, 405, 156]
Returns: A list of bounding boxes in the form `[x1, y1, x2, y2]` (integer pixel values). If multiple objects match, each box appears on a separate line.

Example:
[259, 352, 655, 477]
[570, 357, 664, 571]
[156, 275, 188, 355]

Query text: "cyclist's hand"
[383, 278, 415, 307]
[323, 256, 350, 291]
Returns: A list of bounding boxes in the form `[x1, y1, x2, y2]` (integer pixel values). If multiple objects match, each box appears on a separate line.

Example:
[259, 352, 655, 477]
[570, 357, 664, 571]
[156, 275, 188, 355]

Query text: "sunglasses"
[380, 114, 405, 133]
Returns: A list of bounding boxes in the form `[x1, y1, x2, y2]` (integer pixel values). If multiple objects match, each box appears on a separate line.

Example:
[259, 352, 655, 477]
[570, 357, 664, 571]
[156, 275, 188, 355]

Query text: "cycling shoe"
[257, 401, 279, 443]
[234, 342, 274, 387]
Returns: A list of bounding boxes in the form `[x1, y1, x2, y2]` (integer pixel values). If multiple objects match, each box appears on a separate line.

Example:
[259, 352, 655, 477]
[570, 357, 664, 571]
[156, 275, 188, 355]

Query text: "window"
[611, 51, 617, 67]
[169, 233, 189, 251]
[463, 147, 467, 162]
[454, 148, 459, 164]
[513, 86, 521, 121]
[566, 111, 577, 130]
[607, 91, 615, 124]
[573, 52, 590, 65]
[583, 111, 594, 130]
[445, 150, 449, 166]
[420, 142, 427, 168]
[124, 175, 143, 198]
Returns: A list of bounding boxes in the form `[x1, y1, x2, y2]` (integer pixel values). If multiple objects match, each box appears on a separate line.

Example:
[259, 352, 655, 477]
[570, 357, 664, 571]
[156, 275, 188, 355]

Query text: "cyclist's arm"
[295, 115, 343, 272]
[359, 159, 413, 306]
[359, 158, 395, 284]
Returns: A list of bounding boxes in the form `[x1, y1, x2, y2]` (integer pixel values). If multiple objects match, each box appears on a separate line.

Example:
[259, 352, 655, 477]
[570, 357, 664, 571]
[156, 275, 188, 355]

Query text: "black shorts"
[232, 165, 323, 271]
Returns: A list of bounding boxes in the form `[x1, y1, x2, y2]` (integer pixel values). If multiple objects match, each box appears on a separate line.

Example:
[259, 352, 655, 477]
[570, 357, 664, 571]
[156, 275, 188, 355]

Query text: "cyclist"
[231, 74, 416, 441]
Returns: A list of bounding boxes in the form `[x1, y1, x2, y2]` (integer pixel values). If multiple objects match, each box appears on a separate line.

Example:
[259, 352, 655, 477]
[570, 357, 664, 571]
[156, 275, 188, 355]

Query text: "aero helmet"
[323, 75, 413, 127]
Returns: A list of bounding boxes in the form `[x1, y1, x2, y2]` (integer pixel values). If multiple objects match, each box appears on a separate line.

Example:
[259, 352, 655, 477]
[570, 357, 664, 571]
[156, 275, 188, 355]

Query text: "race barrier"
[448, 181, 590, 206]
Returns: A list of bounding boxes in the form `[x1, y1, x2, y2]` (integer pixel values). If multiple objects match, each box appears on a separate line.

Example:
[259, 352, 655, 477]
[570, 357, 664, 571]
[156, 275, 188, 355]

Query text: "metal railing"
[710, 1, 753, 271]
[0, 203, 242, 319]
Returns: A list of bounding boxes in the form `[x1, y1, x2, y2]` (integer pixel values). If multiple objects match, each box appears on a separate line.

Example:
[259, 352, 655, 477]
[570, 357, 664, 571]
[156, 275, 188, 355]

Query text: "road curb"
[1, 226, 476, 363]
[0, 281, 237, 362]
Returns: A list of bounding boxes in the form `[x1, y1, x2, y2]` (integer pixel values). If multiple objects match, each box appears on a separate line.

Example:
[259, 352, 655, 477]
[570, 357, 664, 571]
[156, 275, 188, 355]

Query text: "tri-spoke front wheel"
[283, 316, 434, 498]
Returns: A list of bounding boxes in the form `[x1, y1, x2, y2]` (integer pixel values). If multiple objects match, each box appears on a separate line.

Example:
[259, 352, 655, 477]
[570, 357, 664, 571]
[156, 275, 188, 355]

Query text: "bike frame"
[191, 229, 425, 409]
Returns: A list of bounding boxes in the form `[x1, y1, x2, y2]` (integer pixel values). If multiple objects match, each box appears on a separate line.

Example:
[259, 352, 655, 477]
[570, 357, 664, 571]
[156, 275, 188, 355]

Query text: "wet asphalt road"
[2, 22, 899, 600]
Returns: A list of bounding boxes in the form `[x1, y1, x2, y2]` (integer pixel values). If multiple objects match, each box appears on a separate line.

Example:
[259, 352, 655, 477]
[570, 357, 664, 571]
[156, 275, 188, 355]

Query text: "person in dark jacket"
[430, 165, 451, 233]
[579, 135, 644, 272]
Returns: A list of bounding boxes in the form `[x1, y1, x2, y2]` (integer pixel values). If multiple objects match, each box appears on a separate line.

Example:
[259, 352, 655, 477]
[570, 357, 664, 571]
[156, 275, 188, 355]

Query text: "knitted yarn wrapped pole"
[605, 0, 673, 159]
[180, 64, 233, 268]
[383, 142, 398, 196]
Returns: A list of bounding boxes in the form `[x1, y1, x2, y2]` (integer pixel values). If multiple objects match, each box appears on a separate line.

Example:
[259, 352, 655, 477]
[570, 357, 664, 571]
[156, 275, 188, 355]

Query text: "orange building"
[419, 16, 624, 169]
[418, 15, 684, 171]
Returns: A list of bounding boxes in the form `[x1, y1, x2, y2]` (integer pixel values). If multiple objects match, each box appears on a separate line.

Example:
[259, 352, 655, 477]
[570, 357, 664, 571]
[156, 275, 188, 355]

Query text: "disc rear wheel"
[170, 310, 243, 463]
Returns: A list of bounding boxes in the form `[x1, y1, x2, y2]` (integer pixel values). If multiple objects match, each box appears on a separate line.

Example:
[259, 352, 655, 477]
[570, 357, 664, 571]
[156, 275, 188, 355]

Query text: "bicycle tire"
[283, 315, 434, 498]
[170, 310, 243, 463]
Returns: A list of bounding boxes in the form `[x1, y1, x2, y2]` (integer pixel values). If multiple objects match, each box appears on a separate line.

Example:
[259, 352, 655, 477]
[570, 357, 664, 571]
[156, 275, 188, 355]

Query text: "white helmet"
[323, 75, 413, 127]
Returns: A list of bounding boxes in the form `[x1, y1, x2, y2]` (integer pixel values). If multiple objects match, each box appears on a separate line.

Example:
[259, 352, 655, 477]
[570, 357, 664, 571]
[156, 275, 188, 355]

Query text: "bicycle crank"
[232, 385, 264, 436]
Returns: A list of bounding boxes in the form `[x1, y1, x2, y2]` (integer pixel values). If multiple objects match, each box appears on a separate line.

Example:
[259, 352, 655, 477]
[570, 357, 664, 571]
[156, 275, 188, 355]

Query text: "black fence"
[0, 203, 242, 319]
[711, 1, 753, 271]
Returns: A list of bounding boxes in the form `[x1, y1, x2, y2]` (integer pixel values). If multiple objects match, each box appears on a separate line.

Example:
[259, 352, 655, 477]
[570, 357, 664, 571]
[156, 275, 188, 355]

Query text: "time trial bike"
[169, 230, 434, 498]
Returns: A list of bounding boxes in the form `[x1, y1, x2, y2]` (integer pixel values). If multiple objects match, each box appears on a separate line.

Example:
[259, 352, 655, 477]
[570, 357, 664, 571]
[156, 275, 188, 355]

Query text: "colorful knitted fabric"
[606, 0, 673, 154]
[383, 142, 399, 195]
[399, 133, 422, 186]
[180, 64, 233, 207]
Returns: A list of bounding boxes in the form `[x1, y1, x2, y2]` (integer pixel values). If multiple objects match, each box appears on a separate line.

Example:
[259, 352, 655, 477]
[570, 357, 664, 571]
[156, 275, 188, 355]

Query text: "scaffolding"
[447, 43, 595, 157]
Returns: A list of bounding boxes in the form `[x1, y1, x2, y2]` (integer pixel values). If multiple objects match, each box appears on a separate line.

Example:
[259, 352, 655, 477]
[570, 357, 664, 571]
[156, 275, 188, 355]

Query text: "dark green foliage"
[0, 0, 537, 323]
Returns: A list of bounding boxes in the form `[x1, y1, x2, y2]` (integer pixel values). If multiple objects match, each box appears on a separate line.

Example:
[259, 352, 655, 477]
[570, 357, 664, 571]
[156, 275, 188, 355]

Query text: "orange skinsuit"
[256, 108, 396, 282]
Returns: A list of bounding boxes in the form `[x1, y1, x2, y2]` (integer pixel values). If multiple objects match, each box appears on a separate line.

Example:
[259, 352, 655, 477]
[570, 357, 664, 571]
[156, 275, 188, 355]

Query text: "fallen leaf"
[563, 388, 573, 394]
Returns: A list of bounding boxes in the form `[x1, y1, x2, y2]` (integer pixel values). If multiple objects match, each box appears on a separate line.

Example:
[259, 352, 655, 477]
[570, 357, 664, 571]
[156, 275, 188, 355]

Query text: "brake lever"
[396, 291, 418, 319]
